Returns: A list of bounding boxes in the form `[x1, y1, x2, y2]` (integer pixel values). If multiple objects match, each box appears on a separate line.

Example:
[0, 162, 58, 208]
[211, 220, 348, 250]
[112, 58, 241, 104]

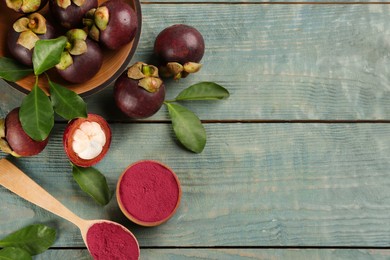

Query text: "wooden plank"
[143, 1, 390, 3]
[35, 248, 390, 259]
[0, 123, 389, 247]
[2, 4, 390, 120]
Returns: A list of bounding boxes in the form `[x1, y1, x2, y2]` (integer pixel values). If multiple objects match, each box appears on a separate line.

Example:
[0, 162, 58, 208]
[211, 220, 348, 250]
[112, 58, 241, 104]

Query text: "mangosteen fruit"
[114, 62, 165, 119]
[63, 114, 111, 167]
[5, 0, 48, 13]
[55, 29, 103, 84]
[49, 0, 98, 29]
[7, 12, 56, 66]
[154, 24, 205, 79]
[0, 108, 49, 157]
[83, 0, 138, 50]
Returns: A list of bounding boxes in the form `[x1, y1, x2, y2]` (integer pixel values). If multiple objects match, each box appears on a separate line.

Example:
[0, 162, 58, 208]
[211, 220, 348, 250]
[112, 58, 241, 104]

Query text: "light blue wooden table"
[1, 0, 390, 259]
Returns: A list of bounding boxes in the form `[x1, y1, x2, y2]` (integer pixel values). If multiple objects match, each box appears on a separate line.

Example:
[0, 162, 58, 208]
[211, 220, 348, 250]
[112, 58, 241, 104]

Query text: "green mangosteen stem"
[141, 64, 159, 78]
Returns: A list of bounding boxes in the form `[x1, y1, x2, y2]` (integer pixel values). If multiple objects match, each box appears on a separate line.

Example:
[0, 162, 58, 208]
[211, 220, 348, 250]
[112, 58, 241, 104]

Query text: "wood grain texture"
[70, 3, 390, 120]
[142, 1, 390, 3]
[2, 4, 390, 120]
[35, 249, 390, 260]
[0, 123, 389, 247]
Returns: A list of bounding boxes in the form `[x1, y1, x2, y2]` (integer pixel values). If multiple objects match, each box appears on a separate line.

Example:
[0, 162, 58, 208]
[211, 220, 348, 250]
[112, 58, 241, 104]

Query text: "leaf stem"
[34, 75, 39, 87]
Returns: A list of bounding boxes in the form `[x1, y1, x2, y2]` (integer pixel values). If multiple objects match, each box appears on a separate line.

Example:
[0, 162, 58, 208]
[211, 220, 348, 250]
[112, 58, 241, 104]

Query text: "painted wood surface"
[1, 0, 390, 259]
[0, 123, 389, 248]
[35, 249, 390, 260]
[1, 4, 390, 120]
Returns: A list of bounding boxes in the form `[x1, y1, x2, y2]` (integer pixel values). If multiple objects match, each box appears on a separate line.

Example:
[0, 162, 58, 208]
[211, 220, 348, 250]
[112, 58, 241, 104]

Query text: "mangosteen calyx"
[6, 0, 41, 13]
[83, 6, 109, 41]
[56, 29, 88, 70]
[0, 119, 20, 157]
[13, 13, 47, 50]
[161, 61, 202, 80]
[56, 0, 85, 8]
[66, 29, 88, 55]
[127, 62, 163, 93]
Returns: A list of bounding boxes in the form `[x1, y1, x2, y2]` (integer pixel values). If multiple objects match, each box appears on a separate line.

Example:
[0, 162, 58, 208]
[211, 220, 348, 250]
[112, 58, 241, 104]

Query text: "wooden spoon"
[0, 158, 140, 259]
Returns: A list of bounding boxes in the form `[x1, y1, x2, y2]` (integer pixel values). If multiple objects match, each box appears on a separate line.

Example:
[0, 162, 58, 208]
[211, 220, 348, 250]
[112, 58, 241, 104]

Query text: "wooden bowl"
[0, 0, 142, 97]
[116, 160, 182, 227]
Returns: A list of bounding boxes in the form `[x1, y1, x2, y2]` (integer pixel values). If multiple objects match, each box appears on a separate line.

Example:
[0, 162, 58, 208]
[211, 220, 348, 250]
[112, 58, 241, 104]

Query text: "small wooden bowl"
[116, 160, 182, 227]
[0, 0, 142, 97]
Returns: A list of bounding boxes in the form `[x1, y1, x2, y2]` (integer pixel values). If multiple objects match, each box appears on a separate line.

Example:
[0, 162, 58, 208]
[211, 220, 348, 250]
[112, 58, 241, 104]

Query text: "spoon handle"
[0, 158, 86, 228]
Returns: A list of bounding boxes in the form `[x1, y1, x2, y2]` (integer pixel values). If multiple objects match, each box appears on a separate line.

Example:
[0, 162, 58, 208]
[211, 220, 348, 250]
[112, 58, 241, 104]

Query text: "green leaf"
[174, 82, 230, 101]
[49, 80, 87, 120]
[72, 165, 111, 206]
[20, 83, 54, 141]
[0, 57, 33, 82]
[0, 247, 31, 260]
[0, 224, 56, 256]
[165, 102, 206, 153]
[32, 36, 67, 75]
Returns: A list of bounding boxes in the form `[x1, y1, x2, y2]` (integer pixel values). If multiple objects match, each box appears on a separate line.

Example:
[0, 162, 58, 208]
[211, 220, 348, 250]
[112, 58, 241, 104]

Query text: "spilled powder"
[86, 222, 139, 260]
[119, 161, 179, 222]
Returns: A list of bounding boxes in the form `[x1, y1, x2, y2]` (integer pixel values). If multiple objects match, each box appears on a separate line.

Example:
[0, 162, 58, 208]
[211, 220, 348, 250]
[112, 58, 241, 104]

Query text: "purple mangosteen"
[55, 29, 103, 83]
[83, 0, 138, 50]
[49, 0, 98, 29]
[154, 24, 205, 79]
[7, 12, 56, 66]
[114, 62, 165, 119]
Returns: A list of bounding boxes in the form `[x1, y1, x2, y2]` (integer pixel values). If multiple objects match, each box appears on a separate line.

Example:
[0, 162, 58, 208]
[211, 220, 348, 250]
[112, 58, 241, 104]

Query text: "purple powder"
[118, 160, 180, 223]
[86, 222, 139, 260]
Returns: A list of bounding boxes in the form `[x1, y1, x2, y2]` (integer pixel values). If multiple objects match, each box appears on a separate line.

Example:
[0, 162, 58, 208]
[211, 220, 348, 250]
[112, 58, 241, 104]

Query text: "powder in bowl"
[116, 160, 182, 226]
[86, 221, 140, 260]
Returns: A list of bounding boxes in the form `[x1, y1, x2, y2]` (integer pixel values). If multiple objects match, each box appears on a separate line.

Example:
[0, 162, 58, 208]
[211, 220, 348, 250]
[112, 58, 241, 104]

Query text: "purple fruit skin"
[57, 39, 103, 83]
[154, 24, 205, 64]
[99, 0, 138, 50]
[114, 72, 166, 119]
[7, 19, 56, 66]
[49, 0, 98, 29]
[5, 108, 49, 156]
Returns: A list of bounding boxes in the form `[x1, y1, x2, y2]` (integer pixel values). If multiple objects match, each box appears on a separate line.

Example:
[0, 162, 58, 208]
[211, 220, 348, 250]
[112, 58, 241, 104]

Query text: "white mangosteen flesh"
[72, 121, 106, 160]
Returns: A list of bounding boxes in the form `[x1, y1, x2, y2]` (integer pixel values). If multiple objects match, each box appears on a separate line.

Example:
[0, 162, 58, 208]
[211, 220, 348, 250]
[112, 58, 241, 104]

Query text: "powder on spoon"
[117, 160, 181, 226]
[86, 221, 140, 260]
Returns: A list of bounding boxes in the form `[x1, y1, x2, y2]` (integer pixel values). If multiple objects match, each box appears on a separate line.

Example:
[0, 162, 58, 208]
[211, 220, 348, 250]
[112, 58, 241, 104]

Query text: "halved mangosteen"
[63, 114, 111, 167]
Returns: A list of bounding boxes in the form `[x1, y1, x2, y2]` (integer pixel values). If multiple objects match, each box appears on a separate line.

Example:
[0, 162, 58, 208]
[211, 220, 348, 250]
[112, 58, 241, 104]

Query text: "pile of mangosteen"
[1, 0, 207, 163]
[6, 0, 138, 83]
